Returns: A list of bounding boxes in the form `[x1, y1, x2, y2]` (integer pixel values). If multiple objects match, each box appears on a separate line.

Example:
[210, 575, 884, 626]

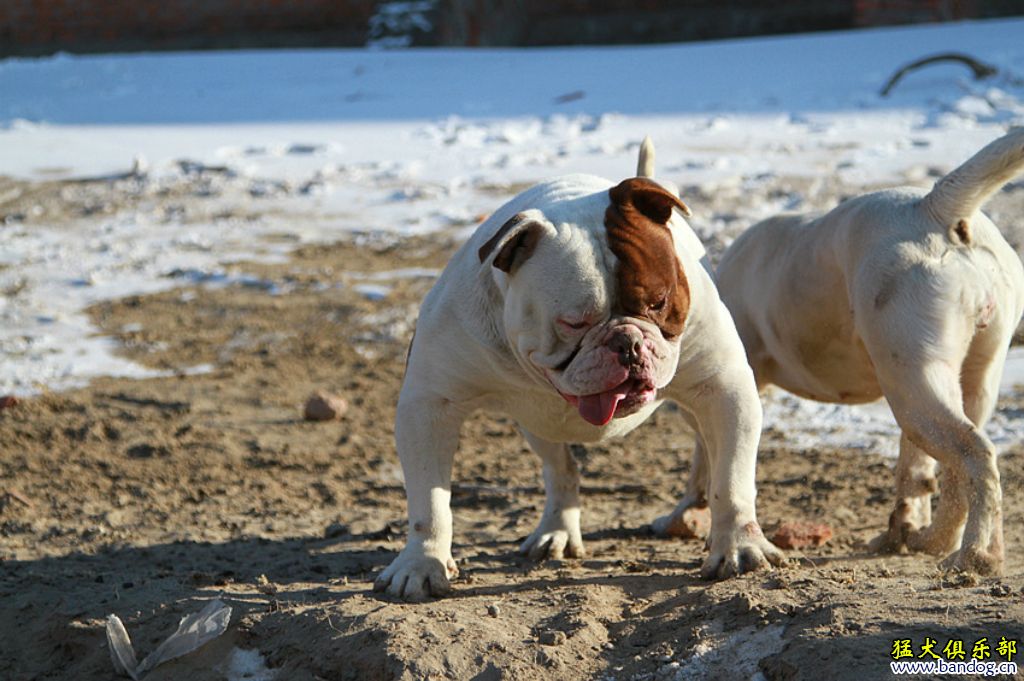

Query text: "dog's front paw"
[940, 547, 1003, 576]
[701, 521, 785, 580]
[519, 512, 584, 560]
[373, 545, 458, 601]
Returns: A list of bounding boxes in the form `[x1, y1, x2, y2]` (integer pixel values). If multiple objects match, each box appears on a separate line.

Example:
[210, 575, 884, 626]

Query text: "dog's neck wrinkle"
[467, 264, 513, 357]
[472, 268, 561, 397]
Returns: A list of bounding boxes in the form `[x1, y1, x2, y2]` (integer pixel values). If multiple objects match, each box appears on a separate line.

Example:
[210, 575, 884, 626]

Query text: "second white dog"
[660, 128, 1024, 575]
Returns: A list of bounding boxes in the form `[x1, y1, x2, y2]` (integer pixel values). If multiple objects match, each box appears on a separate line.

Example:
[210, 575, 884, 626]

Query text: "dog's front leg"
[374, 393, 464, 601]
[681, 372, 784, 579]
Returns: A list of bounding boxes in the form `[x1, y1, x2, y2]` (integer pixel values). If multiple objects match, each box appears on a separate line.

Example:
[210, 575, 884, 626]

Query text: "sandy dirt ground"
[2, 173, 1024, 681]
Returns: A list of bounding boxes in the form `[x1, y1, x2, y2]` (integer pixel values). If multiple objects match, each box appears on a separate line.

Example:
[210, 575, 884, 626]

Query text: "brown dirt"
[2, 182, 1024, 681]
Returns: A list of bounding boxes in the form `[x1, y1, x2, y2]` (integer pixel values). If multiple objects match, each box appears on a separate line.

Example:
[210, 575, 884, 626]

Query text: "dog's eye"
[649, 295, 668, 313]
[558, 319, 588, 332]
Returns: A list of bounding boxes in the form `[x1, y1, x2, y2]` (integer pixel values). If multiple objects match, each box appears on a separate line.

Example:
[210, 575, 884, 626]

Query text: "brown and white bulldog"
[373, 139, 783, 601]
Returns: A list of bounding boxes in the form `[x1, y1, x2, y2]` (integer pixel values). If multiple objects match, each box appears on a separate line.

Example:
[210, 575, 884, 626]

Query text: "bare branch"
[880, 52, 998, 97]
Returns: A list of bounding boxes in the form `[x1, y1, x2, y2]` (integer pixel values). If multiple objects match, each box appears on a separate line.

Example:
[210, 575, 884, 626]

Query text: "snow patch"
[1, 18, 1023, 436]
[220, 647, 276, 681]
[761, 347, 1024, 458]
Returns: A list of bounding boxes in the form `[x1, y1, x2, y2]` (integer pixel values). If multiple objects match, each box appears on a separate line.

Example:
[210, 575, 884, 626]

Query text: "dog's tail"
[920, 127, 1024, 240]
[637, 136, 656, 178]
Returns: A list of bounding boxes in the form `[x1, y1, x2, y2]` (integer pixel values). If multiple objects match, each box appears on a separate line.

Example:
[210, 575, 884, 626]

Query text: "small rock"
[487, 604, 501, 617]
[990, 583, 1012, 597]
[536, 648, 558, 667]
[0, 395, 18, 410]
[304, 391, 348, 421]
[539, 630, 567, 646]
[256, 573, 278, 595]
[772, 521, 833, 549]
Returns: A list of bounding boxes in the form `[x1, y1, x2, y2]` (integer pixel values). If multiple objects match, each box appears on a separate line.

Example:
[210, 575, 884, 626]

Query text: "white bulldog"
[675, 128, 1024, 575]
[374, 139, 784, 601]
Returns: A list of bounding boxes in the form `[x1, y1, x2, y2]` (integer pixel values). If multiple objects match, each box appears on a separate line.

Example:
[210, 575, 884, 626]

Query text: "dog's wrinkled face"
[479, 178, 691, 426]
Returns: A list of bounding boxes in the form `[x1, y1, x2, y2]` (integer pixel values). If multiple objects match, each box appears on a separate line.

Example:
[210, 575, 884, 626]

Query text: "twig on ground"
[880, 52, 999, 97]
[1, 487, 33, 508]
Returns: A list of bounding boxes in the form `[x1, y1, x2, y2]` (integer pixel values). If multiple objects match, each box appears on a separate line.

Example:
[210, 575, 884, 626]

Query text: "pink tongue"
[577, 384, 630, 426]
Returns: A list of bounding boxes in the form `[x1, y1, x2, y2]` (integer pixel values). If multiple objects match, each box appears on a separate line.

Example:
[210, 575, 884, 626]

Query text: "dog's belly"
[496, 391, 663, 443]
[767, 332, 883, 404]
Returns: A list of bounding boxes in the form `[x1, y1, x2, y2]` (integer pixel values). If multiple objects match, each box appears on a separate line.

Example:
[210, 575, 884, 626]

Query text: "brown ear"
[478, 212, 545, 274]
[609, 178, 691, 223]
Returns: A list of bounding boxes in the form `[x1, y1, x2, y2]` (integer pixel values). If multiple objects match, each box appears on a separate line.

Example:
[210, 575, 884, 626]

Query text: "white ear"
[478, 211, 548, 274]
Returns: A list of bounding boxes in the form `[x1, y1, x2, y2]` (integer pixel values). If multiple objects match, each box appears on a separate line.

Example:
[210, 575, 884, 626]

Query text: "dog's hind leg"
[518, 428, 585, 560]
[870, 436, 938, 553]
[879, 359, 1003, 575]
[651, 434, 710, 539]
[907, 463, 967, 556]
[957, 340, 1008, 561]
[908, 336, 1009, 561]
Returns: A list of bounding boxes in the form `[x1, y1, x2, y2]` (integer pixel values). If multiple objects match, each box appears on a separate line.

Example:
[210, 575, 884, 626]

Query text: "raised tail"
[637, 136, 655, 178]
[920, 127, 1024, 236]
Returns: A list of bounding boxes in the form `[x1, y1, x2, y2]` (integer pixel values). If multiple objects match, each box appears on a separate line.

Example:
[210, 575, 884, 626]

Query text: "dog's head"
[478, 177, 692, 426]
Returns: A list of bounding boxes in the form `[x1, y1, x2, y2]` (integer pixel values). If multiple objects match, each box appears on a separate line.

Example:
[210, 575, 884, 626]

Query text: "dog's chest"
[492, 389, 663, 444]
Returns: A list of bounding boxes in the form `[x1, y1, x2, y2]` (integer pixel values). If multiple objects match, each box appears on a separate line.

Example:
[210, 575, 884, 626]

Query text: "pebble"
[772, 521, 833, 549]
[487, 604, 501, 617]
[256, 573, 278, 595]
[990, 583, 1012, 597]
[303, 391, 348, 421]
[539, 630, 567, 646]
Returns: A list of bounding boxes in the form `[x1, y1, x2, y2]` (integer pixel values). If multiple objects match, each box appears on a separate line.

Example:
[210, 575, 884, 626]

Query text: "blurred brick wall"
[0, 0, 1021, 55]
[0, 0, 377, 56]
[436, 0, 856, 46]
[434, 0, 1019, 47]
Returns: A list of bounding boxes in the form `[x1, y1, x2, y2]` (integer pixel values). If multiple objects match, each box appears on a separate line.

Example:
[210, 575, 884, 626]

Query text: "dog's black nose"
[609, 330, 643, 367]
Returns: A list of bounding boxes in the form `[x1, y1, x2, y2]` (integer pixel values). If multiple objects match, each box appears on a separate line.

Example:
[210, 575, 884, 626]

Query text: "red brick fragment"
[772, 521, 833, 549]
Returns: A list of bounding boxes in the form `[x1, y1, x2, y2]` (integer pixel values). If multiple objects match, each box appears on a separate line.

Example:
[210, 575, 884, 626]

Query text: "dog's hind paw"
[868, 527, 910, 554]
[519, 513, 584, 561]
[940, 547, 1003, 576]
[906, 525, 961, 556]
